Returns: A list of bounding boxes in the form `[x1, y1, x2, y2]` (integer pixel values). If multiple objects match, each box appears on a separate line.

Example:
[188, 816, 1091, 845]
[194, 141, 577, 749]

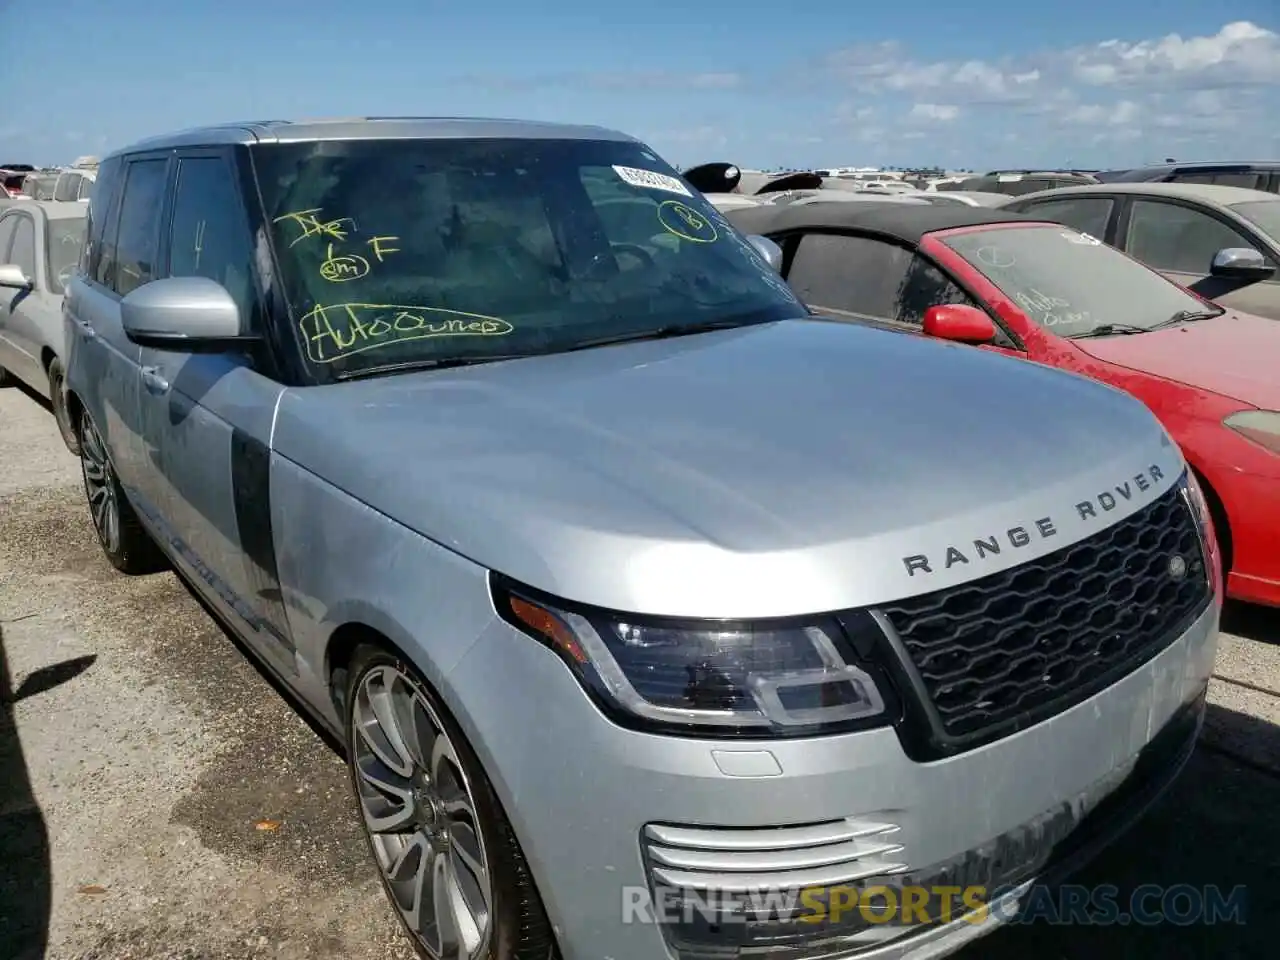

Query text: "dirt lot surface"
[1, 385, 1277, 959]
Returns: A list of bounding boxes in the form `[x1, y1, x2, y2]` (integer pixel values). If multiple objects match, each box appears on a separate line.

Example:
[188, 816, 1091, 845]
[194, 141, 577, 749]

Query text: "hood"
[274, 320, 1182, 618]
[1070, 310, 1280, 410]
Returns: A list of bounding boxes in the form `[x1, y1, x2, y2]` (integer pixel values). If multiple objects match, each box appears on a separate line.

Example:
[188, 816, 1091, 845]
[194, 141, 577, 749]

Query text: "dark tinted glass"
[250, 137, 802, 379]
[167, 157, 257, 321]
[1126, 200, 1250, 274]
[1020, 197, 1113, 240]
[786, 233, 913, 320]
[112, 159, 168, 296]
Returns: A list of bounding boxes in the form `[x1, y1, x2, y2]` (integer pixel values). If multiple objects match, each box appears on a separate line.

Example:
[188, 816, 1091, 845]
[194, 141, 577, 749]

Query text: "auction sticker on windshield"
[613, 165, 692, 197]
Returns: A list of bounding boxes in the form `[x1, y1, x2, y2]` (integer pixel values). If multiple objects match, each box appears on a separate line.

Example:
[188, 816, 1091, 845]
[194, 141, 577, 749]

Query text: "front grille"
[879, 482, 1209, 749]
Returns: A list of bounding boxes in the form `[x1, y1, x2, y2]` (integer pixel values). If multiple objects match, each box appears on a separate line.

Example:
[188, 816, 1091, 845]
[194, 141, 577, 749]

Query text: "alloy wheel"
[352, 665, 494, 960]
[80, 416, 120, 555]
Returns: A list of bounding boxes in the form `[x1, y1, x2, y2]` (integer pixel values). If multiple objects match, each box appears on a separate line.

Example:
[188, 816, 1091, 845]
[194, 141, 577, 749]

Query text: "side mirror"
[120, 276, 256, 351]
[0, 263, 33, 289]
[1210, 247, 1275, 281]
[747, 234, 784, 273]
[922, 304, 997, 343]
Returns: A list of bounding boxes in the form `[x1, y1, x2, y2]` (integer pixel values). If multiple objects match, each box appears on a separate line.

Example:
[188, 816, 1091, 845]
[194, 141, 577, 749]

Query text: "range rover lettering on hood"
[902, 464, 1166, 577]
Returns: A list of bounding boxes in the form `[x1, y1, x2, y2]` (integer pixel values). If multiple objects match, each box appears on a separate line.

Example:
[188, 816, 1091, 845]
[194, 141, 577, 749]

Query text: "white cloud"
[909, 103, 960, 122]
[812, 19, 1278, 162]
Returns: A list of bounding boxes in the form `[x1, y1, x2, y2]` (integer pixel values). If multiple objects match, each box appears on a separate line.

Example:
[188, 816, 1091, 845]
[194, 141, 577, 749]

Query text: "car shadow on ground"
[0, 625, 52, 960]
[1222, 600, 1279, 645]
[964, 699, 1278, 959]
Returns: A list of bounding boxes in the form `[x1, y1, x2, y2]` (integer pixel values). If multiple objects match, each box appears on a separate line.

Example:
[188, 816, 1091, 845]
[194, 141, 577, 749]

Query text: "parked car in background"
[723, 199, 1279, 608]
[0, 200, 89, 451]
[52, 166, 96, 202]
[1094, 160, 1280, 194]
[939, 170, 1099, 196]
[1001, 183, 1280, 320]
[1, 166, 35, 198]
[20, 170, 61, 200]
[64, 117, 1219, 960]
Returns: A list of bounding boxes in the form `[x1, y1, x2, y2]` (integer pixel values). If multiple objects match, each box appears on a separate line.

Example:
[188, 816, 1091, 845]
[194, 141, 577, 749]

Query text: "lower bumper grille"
[878, 480, 1210, 751]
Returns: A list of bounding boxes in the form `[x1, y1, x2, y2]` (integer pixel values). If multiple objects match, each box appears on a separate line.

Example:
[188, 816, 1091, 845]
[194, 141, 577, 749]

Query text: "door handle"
[73, 317, 97, 340]
[141, 366, 170, 394]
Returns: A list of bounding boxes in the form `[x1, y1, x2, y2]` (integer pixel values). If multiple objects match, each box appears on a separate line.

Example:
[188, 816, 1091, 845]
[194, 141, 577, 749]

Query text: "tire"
[47, 357, 80, 455]
[343, 644, 556, 960]
[78, 408, 168, 575]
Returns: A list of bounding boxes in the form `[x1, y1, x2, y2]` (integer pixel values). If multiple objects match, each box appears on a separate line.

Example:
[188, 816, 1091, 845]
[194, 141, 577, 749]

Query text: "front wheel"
[343, 646, 555, 960]
[47, 357, 79, 455]
[78, 410, 167, 575]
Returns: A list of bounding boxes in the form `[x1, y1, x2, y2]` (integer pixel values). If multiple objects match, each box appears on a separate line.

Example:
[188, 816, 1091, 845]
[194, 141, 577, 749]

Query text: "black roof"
[722, 200, 1037, 246]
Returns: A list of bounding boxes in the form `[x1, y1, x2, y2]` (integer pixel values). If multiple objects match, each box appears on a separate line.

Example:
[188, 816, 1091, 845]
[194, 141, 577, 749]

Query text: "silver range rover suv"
[63, 118, 1222, 960]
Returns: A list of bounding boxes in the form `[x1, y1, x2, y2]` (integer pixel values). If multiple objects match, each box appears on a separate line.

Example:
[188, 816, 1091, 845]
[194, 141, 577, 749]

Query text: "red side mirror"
[922, 304, 997, 343]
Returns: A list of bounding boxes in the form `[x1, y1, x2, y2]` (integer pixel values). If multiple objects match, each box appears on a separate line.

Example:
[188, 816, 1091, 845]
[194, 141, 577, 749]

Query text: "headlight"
[1223, 409, 1280, 455]
[490, 575, 894, 737]
[1179, 469, 1222, 596]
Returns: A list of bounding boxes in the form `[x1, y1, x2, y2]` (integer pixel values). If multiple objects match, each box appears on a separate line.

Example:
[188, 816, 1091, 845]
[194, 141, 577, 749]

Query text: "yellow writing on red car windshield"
[299, 302, 514, 363]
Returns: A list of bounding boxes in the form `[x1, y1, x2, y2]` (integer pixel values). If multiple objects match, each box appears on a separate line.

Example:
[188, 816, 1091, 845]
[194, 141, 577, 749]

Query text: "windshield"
[46, 217, 86, 295]
[1229, 200, 1280, 244]
[940, 225, 1214, 337]
[250, 138, 803, 379]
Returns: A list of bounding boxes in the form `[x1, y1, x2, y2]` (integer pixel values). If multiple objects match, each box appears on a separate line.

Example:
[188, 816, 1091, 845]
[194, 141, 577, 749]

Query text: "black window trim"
[88, 150, 177, 299]
[1112, 193, 1276, 273]
[163, 146, 293, 383]
[769, 225, 1026, 350]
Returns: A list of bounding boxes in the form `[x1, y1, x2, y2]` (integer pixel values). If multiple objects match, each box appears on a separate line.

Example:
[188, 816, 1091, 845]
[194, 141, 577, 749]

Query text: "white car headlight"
[1223, 409, 1280, 456]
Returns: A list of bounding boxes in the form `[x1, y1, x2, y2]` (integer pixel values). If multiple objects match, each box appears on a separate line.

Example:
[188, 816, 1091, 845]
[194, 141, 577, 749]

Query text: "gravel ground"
[1, 384, 1277, 959]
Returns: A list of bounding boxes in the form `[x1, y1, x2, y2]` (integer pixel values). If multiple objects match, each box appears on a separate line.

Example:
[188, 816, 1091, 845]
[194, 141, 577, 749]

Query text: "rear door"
[1117, 197, 1280, 318]
[64, 153, 170, 507]
[145, 147, 296, 675]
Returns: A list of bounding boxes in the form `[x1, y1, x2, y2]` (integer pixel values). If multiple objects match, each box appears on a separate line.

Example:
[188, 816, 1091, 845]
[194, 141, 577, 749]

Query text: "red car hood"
[1071, 311, 1280, 410]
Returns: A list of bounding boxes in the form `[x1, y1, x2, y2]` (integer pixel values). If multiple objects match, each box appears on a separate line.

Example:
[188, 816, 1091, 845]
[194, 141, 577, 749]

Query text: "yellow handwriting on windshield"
[319, 243, 371, 282]
[300, 303, 515, 363]
[657, 200, 718, 243]
[273, 208, 354, 247]
[368, 236, 400, 261]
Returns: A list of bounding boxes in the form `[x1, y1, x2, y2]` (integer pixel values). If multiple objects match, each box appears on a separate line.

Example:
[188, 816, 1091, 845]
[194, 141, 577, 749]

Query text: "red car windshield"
[939, 224, 1218, 338]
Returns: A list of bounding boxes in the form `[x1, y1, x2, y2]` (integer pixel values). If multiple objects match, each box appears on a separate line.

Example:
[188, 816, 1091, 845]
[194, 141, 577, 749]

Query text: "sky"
[2, 0, 1278, 172]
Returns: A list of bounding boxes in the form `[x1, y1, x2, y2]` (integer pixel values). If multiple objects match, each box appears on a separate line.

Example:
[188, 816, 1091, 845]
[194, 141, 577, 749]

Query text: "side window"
[1022, 197, 1113, 240]
[10, 217, 36, 280]
[53, 174, 79, 202]
[166, 157, 258, 322]
[1169, 172, 1217, 185]
[1126, 200, 1253, 274]
[895, 255, 980, 326]
[786, 233, 913, 320]
[77, 177, 94, 201]
[1212, 172, 1264, 189]
[0, 214, 17, 262]
[111, 159, 168, 296]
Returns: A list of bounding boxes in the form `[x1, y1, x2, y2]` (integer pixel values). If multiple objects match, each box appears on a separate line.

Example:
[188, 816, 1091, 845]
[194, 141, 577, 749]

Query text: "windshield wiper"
[1149, 307, 1224, 330]
[560, 318, 771, 352]
[333, 354, 528, 381]
[1068, 323, 1149, 339]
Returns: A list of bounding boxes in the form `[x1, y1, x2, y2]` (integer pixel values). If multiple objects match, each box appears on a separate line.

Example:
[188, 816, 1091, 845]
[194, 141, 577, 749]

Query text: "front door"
[142, 150, 296, 676]
[1121, 197, 1280, 320]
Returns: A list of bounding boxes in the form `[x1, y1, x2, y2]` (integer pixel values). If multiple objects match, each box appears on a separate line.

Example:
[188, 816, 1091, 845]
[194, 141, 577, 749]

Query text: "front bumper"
[1222, 468, 1280, 607]
[446, 598, 1219, 960]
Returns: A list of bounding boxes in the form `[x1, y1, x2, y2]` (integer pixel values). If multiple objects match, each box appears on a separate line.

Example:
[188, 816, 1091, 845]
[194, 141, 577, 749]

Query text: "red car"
[724, 201, 1280, 607]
